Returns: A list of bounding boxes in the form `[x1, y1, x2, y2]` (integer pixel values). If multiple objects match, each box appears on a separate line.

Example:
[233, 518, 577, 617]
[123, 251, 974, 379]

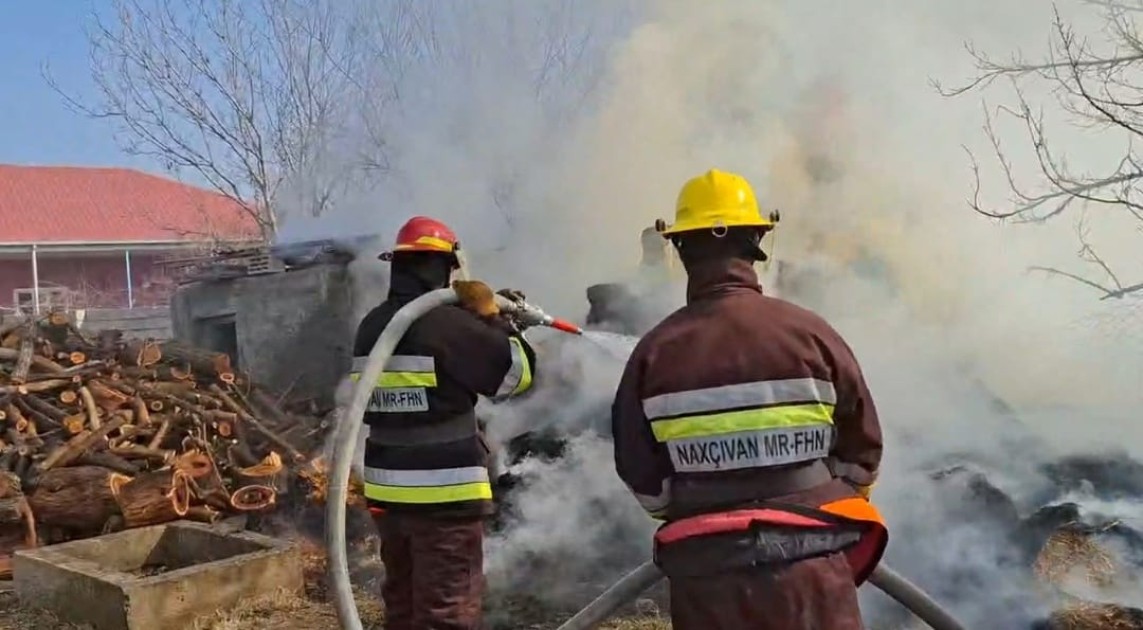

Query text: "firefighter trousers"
[375, 512, 485, 630]
[668, 551, 865, 630]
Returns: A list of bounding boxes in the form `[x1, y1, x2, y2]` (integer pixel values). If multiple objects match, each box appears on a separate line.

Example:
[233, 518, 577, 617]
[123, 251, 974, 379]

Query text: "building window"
[13, 287, 73, 314]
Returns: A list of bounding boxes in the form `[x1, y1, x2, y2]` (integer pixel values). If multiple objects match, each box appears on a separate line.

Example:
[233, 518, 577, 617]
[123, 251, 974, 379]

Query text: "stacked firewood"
[0, 312, 336, 571]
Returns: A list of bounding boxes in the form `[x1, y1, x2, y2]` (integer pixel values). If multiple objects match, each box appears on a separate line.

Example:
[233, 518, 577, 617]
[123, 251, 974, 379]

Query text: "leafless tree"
[46, 0, 364, 241]
[937, 1, 1143, 299]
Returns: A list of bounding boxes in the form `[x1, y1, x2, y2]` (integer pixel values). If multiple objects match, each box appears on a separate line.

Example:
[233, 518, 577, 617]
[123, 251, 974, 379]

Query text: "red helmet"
[380, 216, 459, 260]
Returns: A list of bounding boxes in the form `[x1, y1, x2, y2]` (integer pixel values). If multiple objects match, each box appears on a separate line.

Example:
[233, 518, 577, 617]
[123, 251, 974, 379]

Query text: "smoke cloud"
[287, 0, 1143, 625]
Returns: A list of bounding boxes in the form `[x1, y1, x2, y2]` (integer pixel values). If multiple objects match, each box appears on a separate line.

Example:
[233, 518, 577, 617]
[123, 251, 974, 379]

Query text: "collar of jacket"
[685, 258, 762, 303]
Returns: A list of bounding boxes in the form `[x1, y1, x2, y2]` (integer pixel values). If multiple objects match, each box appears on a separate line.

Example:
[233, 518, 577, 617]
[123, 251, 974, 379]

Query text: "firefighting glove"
[452, 280, 500, 318]
[496, 288, 526, 304]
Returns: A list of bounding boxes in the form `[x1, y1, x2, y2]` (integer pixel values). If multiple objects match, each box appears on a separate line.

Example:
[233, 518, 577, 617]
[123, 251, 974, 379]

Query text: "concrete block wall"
[170, 264, 357, 407]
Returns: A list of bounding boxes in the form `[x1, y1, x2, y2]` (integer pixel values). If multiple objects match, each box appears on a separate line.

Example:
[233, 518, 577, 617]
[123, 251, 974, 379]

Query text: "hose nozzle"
[509, 300, 583, 335]
[547, 317, 584, 335]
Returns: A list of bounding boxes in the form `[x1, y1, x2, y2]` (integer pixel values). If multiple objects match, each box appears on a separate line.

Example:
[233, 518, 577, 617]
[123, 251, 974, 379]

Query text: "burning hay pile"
[0, 312, 355, 575]
[1031, 524, 1143, 629]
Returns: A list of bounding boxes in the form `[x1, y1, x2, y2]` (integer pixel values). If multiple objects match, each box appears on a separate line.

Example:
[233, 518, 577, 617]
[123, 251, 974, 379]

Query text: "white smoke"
[276, 0, 1143, 625]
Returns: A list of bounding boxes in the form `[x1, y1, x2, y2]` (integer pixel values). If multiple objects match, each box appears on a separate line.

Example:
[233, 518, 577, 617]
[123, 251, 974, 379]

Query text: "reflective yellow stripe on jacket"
[492, 336, 533, 400]
[642, 378, 837, 473]
[349, 355, 436, 413]
[362, 465, 492, 503]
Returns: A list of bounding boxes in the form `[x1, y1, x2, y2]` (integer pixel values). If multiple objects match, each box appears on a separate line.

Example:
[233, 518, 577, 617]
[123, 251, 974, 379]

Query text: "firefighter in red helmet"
[349, 216, 537, 630]
[611, 170, 888, 629]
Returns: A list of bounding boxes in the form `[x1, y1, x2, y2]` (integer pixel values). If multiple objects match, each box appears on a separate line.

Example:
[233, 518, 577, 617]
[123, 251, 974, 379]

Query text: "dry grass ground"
[0, 584, 669, 630]
[1, 522, 1132, 630]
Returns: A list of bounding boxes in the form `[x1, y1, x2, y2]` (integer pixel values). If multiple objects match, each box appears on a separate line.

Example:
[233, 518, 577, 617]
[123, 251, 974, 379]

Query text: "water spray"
[325, 287, 582, 630]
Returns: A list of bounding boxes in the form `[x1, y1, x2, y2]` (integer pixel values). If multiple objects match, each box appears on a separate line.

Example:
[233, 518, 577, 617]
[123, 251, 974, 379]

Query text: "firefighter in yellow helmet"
[612, 169, 887, 629]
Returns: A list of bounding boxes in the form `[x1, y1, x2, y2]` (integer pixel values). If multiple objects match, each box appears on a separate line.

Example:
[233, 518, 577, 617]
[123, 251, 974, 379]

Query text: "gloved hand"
[496, 288, 526, 303]
[452, 280, 500, 317]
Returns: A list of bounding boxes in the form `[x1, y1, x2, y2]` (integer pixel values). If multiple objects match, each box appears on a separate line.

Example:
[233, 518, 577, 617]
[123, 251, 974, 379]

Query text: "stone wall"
[169, 264, 357, 408]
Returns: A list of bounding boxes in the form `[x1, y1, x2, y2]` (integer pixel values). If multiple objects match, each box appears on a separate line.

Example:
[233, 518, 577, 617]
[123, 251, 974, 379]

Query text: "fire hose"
[553, 561, 968, 630]
[326, 287, 582, 630]
[325, 287, 966, 630]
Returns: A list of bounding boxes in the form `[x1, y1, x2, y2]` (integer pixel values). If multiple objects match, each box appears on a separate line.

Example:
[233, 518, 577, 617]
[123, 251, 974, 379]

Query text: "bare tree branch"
[943, 3, 1143, 298]
[44, 0, 363, 241]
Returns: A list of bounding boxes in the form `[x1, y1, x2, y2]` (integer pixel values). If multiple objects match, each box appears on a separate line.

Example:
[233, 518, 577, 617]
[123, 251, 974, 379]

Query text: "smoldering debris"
[475, 295, 1143, 628]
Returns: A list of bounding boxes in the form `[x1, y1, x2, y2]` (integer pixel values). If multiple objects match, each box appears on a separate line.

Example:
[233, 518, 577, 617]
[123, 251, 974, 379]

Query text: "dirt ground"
[0, 583, 670, 630]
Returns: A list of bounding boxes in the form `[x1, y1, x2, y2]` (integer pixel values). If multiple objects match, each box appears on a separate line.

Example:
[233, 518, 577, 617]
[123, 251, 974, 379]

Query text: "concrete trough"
[13, 520, 304, 630]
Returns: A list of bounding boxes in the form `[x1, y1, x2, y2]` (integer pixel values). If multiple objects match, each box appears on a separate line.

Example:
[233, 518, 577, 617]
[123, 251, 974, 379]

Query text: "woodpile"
[0, 311, 343, 574]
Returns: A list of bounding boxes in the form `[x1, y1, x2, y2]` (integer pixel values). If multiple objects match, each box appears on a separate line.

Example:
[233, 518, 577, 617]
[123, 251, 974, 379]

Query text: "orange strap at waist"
[655, 508, 832, 545]
[654, 500, 889, 586]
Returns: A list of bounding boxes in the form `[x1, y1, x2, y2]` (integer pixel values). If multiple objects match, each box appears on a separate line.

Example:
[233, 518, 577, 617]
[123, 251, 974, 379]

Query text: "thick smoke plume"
[284, 0, 1143, 625]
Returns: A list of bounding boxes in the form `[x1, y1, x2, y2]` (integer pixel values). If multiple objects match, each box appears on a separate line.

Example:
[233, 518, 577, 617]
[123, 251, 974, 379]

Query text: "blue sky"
[0, 3, 152, 170]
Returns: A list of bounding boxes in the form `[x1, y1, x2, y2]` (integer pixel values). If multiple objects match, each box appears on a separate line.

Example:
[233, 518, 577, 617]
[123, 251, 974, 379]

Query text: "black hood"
[387, 252, 454, 301]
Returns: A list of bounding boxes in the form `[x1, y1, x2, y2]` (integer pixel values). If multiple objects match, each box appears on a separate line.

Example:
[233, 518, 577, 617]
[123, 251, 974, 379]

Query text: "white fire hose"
[325, 288, 967, 630]
[554, 560, 968, 630]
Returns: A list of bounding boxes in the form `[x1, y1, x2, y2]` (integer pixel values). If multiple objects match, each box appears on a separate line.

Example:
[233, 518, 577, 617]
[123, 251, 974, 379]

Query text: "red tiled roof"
[0, 165, 260, 244]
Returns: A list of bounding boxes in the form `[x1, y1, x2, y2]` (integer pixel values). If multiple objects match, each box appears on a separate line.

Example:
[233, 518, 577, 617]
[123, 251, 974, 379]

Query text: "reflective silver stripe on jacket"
[641, 378, 837, 474]
[493, 336, 532, 399]
[350, 355, 436, 374]
[363, 465, 490, 487]
[642, 378, 837, 419]
[629, 478, 671, 518]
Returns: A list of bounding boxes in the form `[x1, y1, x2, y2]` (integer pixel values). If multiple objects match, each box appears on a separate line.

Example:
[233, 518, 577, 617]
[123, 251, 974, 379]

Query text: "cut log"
[0, 348, 65, 373]
[38, 413, 128, 472]
[115, 469, 191, 528]
[27, 466, 130, 531]
[229, 485, 276, 512]
[131, 395, 152, 426]
[62, 414, 86, 435]
[209, 384, 305, 462]
[147, 418, 171, 450]
[236, 451, 288, 494]
[185, 505, 221, 524]
[77, 385, 101, 429]
[21, 395, 67, 423]
[87, 380, 130, 414]
[0, 379, 73, 396]
[111, 443, 175, 465]
[119, 339, 163, 368]
[173, 450, 213, 479]
[75, 451, 140, 475]
[160, 341, 232, 377]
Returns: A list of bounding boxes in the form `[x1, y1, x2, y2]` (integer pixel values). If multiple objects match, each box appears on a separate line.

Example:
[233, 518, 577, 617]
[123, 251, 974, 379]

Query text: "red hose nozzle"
[548, 318, 583, 335]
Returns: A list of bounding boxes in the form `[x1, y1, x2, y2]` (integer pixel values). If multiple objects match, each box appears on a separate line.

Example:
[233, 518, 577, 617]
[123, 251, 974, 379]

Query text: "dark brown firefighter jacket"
[611, 257, 883, 522]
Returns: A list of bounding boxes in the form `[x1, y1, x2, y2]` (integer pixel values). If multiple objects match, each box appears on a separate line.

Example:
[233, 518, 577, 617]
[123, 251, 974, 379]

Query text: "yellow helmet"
[660, 169, 773, 236]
